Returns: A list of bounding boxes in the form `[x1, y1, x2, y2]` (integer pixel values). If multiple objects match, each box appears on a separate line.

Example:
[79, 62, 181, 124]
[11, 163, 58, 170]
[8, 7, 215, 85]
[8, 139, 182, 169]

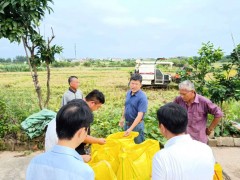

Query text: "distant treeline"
[0, 55, 233, 72]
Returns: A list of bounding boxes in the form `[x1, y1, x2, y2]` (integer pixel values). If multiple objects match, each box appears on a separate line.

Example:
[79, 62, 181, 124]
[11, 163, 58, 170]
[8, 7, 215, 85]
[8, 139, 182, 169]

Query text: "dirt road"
[0, 147, 239, 180]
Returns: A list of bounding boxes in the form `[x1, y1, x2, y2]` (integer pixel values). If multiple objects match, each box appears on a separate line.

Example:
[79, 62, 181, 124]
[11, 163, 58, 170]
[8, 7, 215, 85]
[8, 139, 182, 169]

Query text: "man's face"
[179, 89, 195, 102]
[78, 127, 88, 143]
[88, 101, 102, 111]
[130, 80, 142, 93]
[159, 123, 167, 139]
[70, 78, 79, 90]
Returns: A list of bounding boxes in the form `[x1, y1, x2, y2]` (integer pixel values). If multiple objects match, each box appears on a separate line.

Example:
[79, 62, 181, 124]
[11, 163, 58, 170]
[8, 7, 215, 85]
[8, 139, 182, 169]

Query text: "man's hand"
[206, 127, 213, 136]
[82, 155, 91, 163]
[119, 119, 124, 128]
[98, 138, 106, 145]
[124, 129, 132, 137]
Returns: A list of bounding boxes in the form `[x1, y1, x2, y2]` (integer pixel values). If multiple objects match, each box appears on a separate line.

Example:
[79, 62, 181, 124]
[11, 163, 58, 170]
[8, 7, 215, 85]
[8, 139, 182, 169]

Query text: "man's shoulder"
[48, 118, 56, 126]
[76, 89, 83, 94]
[174, 96, 183, 103]
[30, 151, 50, 164]
[138, 90, 147, 98]
[192, 139, 212, 150]
[63, 89, 71, 96]
[154, 148, 169, 160]
[68, 157, 94, 176]
[196, 94, 211, 103]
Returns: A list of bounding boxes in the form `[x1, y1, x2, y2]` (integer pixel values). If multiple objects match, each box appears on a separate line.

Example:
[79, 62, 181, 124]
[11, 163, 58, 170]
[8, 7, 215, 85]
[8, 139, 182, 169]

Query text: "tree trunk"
[22, 37, 43, 110]
[44, 62, 50, 107]
[32, 64, 43, 110]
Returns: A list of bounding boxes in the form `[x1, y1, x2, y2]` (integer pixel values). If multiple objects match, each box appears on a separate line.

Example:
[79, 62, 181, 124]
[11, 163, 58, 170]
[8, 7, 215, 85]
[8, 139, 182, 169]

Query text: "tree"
[0, 0, 62, 109]
[206, 44, 240, 135]
[187, 42, 224, 95]
[13, 56, 27, 63]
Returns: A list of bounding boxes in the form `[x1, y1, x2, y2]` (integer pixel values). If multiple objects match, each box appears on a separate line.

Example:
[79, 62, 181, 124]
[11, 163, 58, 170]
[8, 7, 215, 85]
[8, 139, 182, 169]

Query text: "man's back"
[45, 118, 57, 151]
[152, 134, 215, 180]
[27, 145, 94, 180]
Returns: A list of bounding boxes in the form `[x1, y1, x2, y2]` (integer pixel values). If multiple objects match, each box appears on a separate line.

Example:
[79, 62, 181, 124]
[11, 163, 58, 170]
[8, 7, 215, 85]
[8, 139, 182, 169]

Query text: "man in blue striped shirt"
[26, 99, 94, 180]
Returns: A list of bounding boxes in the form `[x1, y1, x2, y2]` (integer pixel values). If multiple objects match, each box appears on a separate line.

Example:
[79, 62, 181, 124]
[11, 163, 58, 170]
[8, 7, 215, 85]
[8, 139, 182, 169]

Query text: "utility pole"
[74, 43, 77, 60]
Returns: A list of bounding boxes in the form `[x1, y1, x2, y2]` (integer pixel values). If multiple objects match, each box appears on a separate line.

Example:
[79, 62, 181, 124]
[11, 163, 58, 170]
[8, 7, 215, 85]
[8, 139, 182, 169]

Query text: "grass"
[0, 66, 177, 141]
[0, 65, 239, 142]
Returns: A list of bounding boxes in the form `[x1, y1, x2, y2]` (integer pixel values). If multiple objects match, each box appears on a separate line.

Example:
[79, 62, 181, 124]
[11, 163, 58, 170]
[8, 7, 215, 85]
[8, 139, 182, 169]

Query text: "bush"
[0, 63, 45, 72]
[170, 58, 188, 67]
[51, 61, 79, 68]
[91, 106, 167, 144]
[0, 99, 21, 138]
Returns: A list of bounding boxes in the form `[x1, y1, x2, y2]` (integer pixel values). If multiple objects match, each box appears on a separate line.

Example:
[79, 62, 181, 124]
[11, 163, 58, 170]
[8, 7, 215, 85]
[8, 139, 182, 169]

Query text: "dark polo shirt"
[124, 90, 148, 123]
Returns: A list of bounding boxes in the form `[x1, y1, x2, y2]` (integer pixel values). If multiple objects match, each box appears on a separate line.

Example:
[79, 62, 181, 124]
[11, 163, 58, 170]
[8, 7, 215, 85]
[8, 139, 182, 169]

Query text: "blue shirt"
[26, 145, 94, 180]
[124, 90, 148, 122]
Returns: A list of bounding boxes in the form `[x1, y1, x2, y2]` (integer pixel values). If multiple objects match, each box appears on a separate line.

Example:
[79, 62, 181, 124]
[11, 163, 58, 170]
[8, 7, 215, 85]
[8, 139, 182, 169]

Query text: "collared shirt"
[61, 88, 83, 106]
[152, 134, 215, 180]
[174, 94, 223, 143]
[45, 118, 90, 154]
[27, 145, 94, 180]
[124, 90, 148, 122]
[45, 118, 58, 152]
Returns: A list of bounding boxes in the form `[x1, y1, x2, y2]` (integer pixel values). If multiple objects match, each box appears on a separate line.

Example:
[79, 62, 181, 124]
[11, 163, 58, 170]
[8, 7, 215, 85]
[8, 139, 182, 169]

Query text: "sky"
[0, 0, 240, 59]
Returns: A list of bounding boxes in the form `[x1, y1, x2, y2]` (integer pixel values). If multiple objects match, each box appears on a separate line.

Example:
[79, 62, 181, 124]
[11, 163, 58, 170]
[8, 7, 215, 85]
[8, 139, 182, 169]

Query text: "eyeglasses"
[180, 91, 192, 97]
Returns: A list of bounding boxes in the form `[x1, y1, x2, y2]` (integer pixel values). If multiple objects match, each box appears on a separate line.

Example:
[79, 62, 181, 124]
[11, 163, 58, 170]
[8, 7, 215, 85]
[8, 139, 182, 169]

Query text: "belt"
[126, 120, 142, 126]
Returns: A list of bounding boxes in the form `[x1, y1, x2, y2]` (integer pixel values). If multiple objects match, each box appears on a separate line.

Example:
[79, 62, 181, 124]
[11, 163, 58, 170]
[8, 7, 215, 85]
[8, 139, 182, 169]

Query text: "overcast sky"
[0, 0, 240, 59]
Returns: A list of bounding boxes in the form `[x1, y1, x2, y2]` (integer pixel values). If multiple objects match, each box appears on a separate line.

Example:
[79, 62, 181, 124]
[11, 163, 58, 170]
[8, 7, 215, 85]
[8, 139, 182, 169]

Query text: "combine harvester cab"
[135, 59, 173, 87]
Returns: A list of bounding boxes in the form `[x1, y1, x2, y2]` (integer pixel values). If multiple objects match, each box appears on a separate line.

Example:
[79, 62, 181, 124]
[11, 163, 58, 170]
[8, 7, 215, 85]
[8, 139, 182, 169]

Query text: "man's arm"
[61, 93, 67, 107]
[206, 101, 223, 135]
[119, 107, 125, 128]
[83, 135, 106, 145]
[206, 117, 221, 135]
[124, 112, 143, 136]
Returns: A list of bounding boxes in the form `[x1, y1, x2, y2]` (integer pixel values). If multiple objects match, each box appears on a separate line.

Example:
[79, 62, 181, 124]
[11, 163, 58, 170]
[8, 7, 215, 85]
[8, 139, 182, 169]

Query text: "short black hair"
[157, 102, 188, 134]
[85, 89, 105, 104]
[68, 76, 78, 85]
[130, 73, 142, 83]
[56, 99, 93, 140]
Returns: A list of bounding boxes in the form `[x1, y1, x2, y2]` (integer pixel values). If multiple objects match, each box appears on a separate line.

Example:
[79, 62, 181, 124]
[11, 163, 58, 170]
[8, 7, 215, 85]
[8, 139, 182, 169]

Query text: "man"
[61, 76, 83, 106]
[45, 90, 106, 162]
[174, 80, 223, 143]
[152, 102, 215, 180]
[119, 73, 148, 144]
[27, 100, 94, 180]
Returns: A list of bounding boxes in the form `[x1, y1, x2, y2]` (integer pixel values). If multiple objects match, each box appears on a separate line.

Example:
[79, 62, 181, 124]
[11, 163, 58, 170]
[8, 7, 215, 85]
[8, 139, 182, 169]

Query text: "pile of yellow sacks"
[88, 132, 160, 180]
[88, 132, 223, 180]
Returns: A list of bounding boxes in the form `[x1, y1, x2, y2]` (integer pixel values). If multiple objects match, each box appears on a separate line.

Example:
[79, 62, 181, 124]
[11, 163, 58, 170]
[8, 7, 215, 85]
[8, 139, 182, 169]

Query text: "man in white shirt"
[152, 102, 215, 180]
[45, 90, 106, 162]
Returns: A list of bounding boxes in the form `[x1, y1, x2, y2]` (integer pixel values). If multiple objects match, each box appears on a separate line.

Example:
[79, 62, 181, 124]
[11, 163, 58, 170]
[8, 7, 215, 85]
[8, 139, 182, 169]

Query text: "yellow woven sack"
[213, 163, 223, 180]
[89, 132, 160, 180]
[89, 160, 117, 180]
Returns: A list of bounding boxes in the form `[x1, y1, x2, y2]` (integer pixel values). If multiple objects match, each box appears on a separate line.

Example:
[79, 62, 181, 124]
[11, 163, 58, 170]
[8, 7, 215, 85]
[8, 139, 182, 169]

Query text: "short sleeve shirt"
[124, 90, 148, 122]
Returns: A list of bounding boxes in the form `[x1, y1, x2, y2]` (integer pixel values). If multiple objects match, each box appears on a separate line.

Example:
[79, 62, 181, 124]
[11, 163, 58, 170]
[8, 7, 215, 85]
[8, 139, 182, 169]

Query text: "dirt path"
[0, 151, 42, 180]
[0, 147, 239, 180]
[212, 147, 240, 180]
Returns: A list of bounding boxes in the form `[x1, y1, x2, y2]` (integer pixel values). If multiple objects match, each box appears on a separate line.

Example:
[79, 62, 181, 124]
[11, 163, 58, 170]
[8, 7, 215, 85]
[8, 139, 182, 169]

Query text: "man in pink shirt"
[174, 80, 223, 143]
